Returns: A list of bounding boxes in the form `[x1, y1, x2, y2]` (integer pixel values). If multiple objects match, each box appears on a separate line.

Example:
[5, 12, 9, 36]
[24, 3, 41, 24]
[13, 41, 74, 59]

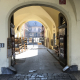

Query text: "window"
[28, 28, 32, 32]
[37, 33, 40, 37]
[34, 33, 37, 37]
[38, 28, 41, 32]
[33, 28, 36, 32]
[30, 33, 32, 36]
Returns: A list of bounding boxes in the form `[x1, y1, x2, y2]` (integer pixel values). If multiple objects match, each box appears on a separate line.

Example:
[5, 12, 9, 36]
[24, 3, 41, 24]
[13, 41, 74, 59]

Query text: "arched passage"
[0, 0, 78, 74]
[8, 2, 71, 68]
[9, 5, 70, 64]
[13, 6, 57, 49]
[8, 2, 72, 67]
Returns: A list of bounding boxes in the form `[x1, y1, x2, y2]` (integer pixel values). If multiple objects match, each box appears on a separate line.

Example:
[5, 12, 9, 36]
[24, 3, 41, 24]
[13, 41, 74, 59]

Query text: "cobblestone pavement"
[0, 45, 77, 80]
[0, 74, 14, 80]
[0, 73, 77, 80]
[15, 46, 63, 73]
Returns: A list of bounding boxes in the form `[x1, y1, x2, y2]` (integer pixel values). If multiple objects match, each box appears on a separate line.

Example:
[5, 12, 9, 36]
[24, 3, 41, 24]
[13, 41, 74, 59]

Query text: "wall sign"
[0, 43, 4, 48]
[39, 38, 44, 41]
[59, 0, 66, 4]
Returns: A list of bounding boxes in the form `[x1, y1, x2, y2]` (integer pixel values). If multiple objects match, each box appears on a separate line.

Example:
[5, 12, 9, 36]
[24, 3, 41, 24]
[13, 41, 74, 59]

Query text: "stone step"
[6, 73, 77, 80]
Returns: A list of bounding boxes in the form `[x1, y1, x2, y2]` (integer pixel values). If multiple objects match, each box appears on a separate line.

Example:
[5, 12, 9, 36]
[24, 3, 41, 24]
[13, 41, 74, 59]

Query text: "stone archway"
[8, 1, 72, 66]
[0, 0, 77, 74]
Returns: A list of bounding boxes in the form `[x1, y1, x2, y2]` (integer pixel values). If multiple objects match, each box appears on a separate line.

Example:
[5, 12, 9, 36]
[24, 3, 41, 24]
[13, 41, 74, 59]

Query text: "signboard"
[59, 0, 66, 4]
[39, 38, 44, 41]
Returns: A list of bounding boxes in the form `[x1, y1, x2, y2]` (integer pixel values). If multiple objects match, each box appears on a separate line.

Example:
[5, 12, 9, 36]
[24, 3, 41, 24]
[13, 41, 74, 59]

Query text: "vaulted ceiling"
[14, 6, 60, 35]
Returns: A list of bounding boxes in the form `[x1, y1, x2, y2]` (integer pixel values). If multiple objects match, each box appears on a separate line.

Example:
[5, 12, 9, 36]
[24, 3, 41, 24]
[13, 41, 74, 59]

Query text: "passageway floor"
[14, 45, 63, 74]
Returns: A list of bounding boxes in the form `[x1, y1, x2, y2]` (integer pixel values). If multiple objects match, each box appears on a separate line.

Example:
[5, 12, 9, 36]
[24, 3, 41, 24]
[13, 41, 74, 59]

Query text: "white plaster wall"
[0, 11, 11, 74]
[0, 0, 79, 74]
[69, 0, 80, 68]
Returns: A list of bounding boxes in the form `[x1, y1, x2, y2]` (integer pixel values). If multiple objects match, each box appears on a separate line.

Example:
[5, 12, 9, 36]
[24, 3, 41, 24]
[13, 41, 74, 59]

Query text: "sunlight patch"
[15, 49, 38, 59]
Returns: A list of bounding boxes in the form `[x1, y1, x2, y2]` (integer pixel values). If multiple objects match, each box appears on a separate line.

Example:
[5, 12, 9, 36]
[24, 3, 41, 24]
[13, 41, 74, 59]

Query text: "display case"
[58, 13, 67, 66]
[10, 22, 15, 66]
[15, 38, 20, 54]
[11, 36, 15, 66]
[59, 28, 67, 66]
[7, 38, 12, 58]
[24, 38, 27, 50]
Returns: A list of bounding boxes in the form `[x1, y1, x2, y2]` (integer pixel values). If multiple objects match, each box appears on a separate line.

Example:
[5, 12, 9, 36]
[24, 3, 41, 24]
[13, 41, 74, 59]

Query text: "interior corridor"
[14, 45, 63, 74]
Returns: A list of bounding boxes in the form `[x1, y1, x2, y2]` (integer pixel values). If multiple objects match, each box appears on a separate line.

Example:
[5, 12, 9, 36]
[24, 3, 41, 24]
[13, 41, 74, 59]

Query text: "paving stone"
[39, 75, 44, 78]
[21, 75, 25, 77]
[38, 73, 43, 75]
[64, 79, 71, 80]
[52, 74, 59, 77]
[37, 75, 42, 77]
[51, 77, 55, 79]
[15, 74, 21, 76]
[42, 74, 48, 77]
[27, 74, 32, 76]
[20, 76, 25, 78]
[31, 76, 36, 78]
[48, 77, 52, 79]
[59, 73, 64, 75]
[29, 70, 37, 73]
[48, 73, 53, 76]
[24, 78, 28, 80]
[42, 73, 48, 76]
[27, 76, 31, 79]
[26, 74, 31, 77]
[63, 74, 70, 77]
[41, 77, 47, 80]
[15, 79, 19, 80]
[71, 79, 77, 80]
[62, 76, 70, 79]
[13, 76, 16, 78]
[36, 78, 41, 80]
[57, 79, 66, 80]
[29, 77, 35, 80]
[63, 75, 70, 77]
[52, 79, 58, 80]
[19, 78, 24, 80]
[16, 76, 20, 79]
[25, 76, 28, 78]
[32, 73, 37, 76]
[8, 78, 15, 80]
[69, 74, 76, 80]
[48, 76, 56, 80]
[8, 78, 18, 80]
[55, 76, 62, 79]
